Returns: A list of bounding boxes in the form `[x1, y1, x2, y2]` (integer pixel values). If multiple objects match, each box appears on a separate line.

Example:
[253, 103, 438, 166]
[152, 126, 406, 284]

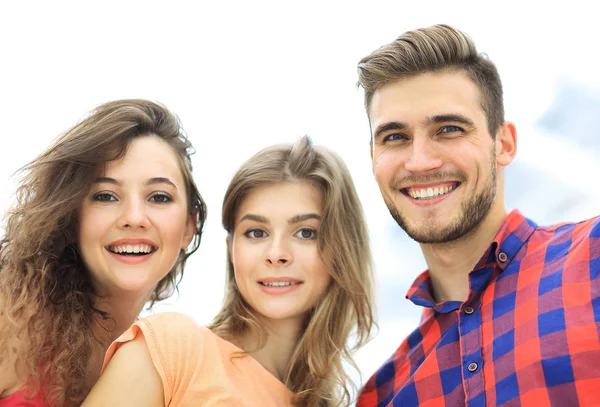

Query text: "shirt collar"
[405, 210, 537, 311]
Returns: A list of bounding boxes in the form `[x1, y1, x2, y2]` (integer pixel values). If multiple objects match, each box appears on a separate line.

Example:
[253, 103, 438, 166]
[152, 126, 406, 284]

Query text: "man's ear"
[495, 121, 517, 167]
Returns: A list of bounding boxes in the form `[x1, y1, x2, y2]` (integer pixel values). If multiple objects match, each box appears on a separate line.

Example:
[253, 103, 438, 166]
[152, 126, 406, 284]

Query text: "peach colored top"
[102, 312, 295, 407]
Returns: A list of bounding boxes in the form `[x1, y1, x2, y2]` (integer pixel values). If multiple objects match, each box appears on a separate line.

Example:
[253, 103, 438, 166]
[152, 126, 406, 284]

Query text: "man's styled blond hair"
[358, 24, 504, 136]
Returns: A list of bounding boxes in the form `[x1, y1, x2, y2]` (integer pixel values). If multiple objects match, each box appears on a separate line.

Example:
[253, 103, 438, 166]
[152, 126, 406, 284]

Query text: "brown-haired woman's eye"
[92, 192, 116, 202]
[150, 193, 172, 204]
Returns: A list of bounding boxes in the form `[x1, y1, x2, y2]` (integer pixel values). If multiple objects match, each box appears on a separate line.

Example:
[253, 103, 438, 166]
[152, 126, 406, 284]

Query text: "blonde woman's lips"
[257, 277, 303, 294]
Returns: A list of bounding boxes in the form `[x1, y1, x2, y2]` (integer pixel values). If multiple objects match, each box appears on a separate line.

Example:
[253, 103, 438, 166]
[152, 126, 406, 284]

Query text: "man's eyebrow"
[373, 121, 407, 140]
[289, 213, 321, 224]
[145, 177, 177, 189]
[239, 214, 269, 224]
[423, 114, 475, 127]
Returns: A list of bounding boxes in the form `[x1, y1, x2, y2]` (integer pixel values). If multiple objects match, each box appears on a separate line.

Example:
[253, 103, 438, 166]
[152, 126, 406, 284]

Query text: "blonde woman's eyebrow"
[238, 213, 321, 225]
[289, 213, 321, 224]
[239, 214, 269, 224]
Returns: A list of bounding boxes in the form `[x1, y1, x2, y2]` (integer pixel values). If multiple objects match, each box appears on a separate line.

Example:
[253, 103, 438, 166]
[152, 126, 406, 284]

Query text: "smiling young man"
[357, 25, 600, 407]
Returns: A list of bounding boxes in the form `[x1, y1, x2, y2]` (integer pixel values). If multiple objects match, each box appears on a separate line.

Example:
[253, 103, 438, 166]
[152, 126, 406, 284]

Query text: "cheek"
[373, 150, 401, 184]
[157, 208, 189, 240]
[314, 268, 332, 295]
[77, 209, 108, 271]
[232, 262, 254, 304]
[78, 207, 107, 247]
[452, 152, 484, 186]
[231, 242, 258, 286]
[306, 250, 332, 292]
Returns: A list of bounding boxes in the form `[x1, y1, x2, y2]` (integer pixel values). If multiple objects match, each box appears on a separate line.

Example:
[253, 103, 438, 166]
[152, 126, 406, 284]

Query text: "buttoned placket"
[458, 261, 497, 407]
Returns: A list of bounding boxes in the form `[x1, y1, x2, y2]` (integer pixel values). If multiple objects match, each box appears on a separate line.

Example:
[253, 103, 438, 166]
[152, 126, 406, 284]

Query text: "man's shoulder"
[530, 214, 600, 242]
[522, 215, 600, 271]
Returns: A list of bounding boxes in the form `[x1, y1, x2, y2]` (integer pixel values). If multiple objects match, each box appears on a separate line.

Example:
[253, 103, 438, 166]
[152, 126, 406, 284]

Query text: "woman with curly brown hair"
[83, 136, 375, 407]
[0, 99, 206, 406]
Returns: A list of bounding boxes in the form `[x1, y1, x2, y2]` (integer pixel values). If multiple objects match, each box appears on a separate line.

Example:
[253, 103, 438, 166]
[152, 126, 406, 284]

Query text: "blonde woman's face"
[78, 135, 195, 298]
[230, 182, 331, 325]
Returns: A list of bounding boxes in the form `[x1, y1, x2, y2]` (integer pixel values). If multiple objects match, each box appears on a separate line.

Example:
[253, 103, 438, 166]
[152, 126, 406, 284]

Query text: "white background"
[1, 0, 599, 393]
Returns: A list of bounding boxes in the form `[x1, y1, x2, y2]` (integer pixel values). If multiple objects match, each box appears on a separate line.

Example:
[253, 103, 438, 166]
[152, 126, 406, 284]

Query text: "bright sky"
[1, 0, 598, 391]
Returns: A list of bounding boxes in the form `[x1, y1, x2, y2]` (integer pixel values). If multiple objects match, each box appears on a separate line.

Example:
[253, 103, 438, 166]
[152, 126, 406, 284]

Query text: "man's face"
[369, 71, 500, 244]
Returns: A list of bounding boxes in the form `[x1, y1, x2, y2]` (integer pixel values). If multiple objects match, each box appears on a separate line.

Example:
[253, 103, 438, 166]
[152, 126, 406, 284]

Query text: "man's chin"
[389, 209, 464, 243]
[403, 223, 457, 244]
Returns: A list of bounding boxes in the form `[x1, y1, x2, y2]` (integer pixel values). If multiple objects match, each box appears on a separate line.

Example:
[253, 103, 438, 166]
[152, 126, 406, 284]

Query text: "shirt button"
[467, 362, 479, 372]
[498, 252, 508, 262]
[464, 306, 475, 315]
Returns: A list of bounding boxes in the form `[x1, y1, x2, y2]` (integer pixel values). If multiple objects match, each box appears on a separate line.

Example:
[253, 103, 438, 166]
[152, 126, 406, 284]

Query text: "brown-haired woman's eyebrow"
[145, 177, 177, 189]
[92, 177, 121, 186]
[91, 177, 177, 189]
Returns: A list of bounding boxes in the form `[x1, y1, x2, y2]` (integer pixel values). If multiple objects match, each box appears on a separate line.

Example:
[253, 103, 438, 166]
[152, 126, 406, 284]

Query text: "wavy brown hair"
[208, 136, 374, 406]
[0, 99, 206, 406]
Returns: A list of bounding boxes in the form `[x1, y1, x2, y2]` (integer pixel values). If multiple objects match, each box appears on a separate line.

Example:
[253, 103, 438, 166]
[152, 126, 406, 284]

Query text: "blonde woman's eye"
[244, 229, 268, 239]
[150, 193, 172, 203]
[92, 192, 116, 202]
[295, 228, 317, 240]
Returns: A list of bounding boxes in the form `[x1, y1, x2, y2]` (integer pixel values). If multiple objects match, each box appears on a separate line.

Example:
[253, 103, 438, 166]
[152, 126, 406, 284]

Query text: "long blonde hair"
[209, 136, 374, 406]
[0, 99, 206, 406]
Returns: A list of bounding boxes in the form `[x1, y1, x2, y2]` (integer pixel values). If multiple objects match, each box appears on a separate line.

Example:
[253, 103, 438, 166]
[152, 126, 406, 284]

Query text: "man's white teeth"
[260, 281, 300, 287]
[108, 244, 154, 254]
[408, 185, 454, 200]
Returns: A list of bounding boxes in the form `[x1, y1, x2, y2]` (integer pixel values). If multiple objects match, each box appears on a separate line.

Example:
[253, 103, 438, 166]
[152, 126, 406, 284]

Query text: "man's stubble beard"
[384, 159, 497, 244]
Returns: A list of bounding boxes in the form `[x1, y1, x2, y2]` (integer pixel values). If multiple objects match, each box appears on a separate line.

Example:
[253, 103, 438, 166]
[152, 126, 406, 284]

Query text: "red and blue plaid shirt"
[358, 210, 600, 406]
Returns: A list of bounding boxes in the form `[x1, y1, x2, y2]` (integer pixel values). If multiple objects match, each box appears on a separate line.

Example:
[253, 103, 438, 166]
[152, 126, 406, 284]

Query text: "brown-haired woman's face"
[78, 135, 195, 297]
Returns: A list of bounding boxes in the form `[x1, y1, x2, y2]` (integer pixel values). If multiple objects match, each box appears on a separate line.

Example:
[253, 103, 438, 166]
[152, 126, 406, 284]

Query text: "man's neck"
[237, 316, 304, 383]
[420, 205, 509, 303]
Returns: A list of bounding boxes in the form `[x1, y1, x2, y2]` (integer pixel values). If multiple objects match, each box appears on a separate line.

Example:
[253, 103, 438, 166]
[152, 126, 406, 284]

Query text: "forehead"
[102, 135, 184, 182]
[237, 182, 323, 217]
[368, 71, 486, 130]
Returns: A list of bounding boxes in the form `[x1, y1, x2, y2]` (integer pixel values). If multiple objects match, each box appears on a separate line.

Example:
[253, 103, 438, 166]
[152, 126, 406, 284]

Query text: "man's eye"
[150, 193, 172, 203]
[295, 228, 317, 240]
[244, 229, 268, 239]
[383, 133, 407, 142]
[92, 192, 116, 202]
[440, 125, 462, 133]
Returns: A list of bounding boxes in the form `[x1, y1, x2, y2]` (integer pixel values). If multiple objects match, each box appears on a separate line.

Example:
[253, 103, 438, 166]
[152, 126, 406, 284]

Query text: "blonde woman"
[0, 100, 205, 406]
[84, 136, 375, 406]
